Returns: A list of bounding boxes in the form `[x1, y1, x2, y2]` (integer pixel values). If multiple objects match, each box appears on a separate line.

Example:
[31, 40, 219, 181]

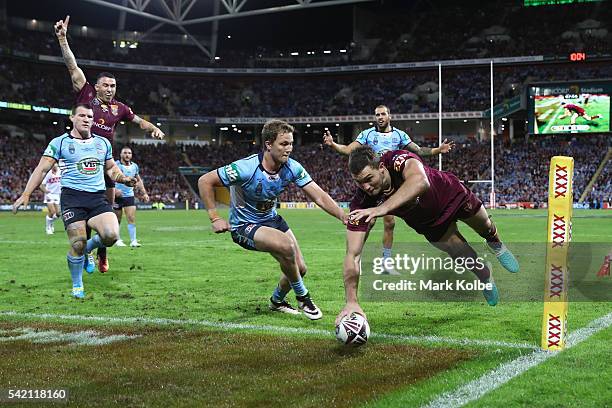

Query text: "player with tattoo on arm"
[55, 15, 164, 273]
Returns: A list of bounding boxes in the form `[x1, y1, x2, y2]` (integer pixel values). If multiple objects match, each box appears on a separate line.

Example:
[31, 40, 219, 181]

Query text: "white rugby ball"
[335, 313, 370, 346]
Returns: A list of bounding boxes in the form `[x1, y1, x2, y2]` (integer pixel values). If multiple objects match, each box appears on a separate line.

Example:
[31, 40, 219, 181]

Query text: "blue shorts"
[231, 215, 290, 251]
[61, 188, 113, 227]
[114, 196, 135, 210]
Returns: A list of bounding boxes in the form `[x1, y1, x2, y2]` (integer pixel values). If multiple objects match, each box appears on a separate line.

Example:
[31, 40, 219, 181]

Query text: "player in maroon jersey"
[559, 101, 601, 125]
[54, 15, 164, 273]
[335, 147, 519, 323]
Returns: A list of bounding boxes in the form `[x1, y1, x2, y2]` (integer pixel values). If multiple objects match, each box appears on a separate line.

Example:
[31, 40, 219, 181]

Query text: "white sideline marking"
[0, 327, 139, 346]
[421, 312, 612, 408]
[538, 108, 554, 120]
[0, 311, 537, 350]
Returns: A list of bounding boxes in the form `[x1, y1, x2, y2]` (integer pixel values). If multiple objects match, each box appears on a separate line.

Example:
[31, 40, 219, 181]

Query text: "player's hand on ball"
[211, 218, 230, 233]
[143, 193, 150, 202]
[54, 15, 70, 39]
[322, 130, 334, 146]
[335, 302, 366, 326]
[439, 138, 455, 154]
[12, 193, 31, 214]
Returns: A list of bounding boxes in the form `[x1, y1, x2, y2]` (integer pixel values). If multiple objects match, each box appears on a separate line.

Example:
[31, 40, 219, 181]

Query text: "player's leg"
[45, 201, 55, 234]
[65, 219, 88, 299]
[271, 229, 307, 315]
[430, 223, 498, 306]
[113, 204, 127, 246]
[124, 204, 140, 247]
[253, 226, 322, 319]
[86, 212, 120, 251]
[382, 215, 400, 274]
[460, 205, 519, 273]
[570, 112, 578, 125]
[96, 180, 116, 271]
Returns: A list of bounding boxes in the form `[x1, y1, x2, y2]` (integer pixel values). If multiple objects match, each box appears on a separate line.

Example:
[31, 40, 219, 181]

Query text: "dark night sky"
[5, 0, 384, 47]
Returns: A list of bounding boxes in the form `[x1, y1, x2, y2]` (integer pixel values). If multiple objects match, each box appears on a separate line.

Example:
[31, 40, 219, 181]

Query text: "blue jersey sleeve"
[398, 130, 412, 148]
[355, 129, 368, 145]
[288, 159, 313, 188]
[217, 157, 256, 187]
[43, 137, 62, 161]
[104, 139, 113, 161]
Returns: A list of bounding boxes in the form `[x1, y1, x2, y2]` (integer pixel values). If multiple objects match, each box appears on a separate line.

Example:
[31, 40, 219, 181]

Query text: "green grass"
[0, 209, 610, 407]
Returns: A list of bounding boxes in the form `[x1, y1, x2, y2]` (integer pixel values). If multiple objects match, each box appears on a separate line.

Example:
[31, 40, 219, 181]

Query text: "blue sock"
[67, 254, 84, 288]
[271, 285, 290, 302]
[86, 234, 105, 254]
[290, 278, 308, 297]
[383, 247, 392, 258]
[127, 223, 137, 242]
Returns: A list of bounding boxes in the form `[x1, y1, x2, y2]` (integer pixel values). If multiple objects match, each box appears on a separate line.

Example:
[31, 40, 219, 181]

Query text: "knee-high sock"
[127, 223, 137, 242]
[67, 254, 84, 288]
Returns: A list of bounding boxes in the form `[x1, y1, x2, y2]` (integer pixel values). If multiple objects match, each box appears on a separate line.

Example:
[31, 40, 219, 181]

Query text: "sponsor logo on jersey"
[393, 153, 409, 172]
[44, 144, 57, 157]
[93, 122, 113, 132]
[76, 157, 101, 175]
[110, 104, 119, 116]
[296, 168, 308, 181]
[225, 163, 240, 182]
[62, 210, 75, 221]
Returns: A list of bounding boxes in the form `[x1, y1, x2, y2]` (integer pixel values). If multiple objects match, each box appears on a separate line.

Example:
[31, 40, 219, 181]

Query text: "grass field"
[0, 209, 610, 407]
[535, 96, 610, 134]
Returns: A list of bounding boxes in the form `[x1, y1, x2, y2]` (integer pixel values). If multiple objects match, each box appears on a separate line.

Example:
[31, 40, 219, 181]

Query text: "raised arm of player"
[12, 156, 55, 213]
[197, 171, 230, 233]
[350, 159, 430, 223]
[132, 115, 165, 140]
[336, 229, 368, 325]
[323, 130, 361, 155]
[405, 138, 454, 156]
[105, 159, 136, 187]
[301, 182, 347, 224]
[135, 174, 150, 202]
[54, 15, 86, 92]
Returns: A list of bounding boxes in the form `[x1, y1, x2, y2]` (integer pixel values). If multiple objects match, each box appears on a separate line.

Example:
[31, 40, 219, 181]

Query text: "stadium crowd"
[1, 130, 610, 207]
[2, 56, 612, 118]
[1, 1, 609, 68]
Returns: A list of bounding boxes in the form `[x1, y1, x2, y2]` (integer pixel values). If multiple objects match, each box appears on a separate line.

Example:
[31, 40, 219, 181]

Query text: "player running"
[12, 104, 136, 299]
[336, 147, 519, 322]
[114, 146, 149, 247]
[559, 101, 601, 125]
[323, 105, 454, 273]
[40, 163, 62, 235]
[199, 120, 347, 320]
[54, 15, 164, 273]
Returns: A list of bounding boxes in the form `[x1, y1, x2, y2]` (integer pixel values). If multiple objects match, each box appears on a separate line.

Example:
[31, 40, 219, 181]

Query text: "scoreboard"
[527, 80, 611, 135]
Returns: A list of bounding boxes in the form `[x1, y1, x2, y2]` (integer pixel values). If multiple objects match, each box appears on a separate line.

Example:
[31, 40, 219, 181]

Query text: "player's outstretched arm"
[54, 15, 86, 92]
[198, 171, 230, 233]
[302, 182, 347, 224]
[105, 159, 136, 186]
[405, 139, 454, 156]
[132, 116, 165, 139]
[12, 156, 55, 213]
[323, 130, 361, 155]
[336, 229, 368, 325]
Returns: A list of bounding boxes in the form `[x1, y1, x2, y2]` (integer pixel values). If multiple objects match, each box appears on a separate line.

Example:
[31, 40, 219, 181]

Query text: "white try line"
[421, 311, 612, 408]
[0, 311, 538, 350]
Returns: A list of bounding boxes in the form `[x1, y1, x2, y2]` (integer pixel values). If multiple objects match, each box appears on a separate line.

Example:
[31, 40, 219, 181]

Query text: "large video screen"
[528, 81, 611, 134]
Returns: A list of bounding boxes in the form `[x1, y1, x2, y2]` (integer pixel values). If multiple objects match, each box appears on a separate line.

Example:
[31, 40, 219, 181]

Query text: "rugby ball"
[335, 313, 370, 346]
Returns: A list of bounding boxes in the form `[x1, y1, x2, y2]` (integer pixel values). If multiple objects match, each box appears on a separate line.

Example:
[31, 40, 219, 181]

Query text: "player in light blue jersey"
[199, 119, 347, 320]
[12, 104, 136, 299]
[114, 146, 149, 247]
[324, 105, 455, 273]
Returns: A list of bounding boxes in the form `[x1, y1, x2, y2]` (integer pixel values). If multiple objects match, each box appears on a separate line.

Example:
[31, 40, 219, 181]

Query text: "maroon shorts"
[421, 189, 483, 242]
